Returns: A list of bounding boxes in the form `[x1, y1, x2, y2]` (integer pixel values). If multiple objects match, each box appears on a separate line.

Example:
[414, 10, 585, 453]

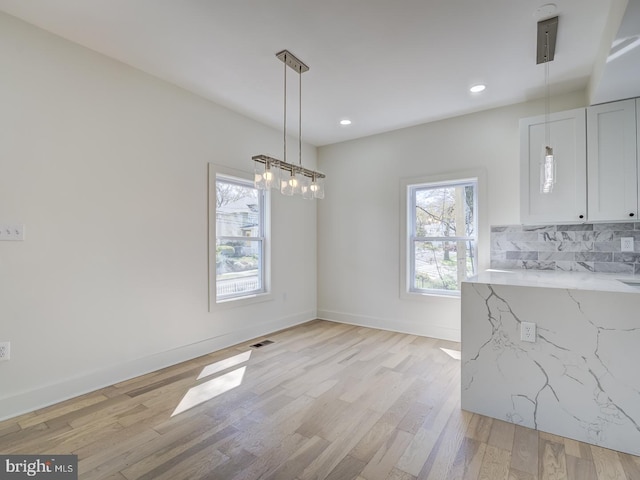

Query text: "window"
[406, 177, 477, 296]
[209, 165, 270, 306]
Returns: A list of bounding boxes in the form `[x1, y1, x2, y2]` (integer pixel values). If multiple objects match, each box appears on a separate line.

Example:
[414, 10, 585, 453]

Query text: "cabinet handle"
[630, 213, 635, 217]
[579, 214, 584, 219]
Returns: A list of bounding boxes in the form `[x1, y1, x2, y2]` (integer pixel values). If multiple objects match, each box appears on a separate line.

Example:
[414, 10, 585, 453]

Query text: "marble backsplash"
[491, 222, 640, 274]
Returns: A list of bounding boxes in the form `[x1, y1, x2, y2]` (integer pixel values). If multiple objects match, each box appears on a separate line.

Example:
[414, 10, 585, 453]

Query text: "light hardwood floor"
[1, 320, 639, 479]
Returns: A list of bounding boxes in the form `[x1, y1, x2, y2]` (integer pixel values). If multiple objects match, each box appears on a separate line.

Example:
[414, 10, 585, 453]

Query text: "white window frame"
[208, 163, 272, 310]
[400, 169, 485, 299]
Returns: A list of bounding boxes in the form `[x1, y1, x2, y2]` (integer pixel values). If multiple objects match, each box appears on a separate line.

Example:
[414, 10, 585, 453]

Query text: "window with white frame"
[407, 178, 477, 295]
[211, 168, 268, 304]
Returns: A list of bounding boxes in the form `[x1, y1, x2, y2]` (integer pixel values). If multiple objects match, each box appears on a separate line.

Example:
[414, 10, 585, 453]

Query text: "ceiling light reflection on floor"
[171, 366, 247, 417]
[440, 348, 461, 360]
[197, 350, 251, 380]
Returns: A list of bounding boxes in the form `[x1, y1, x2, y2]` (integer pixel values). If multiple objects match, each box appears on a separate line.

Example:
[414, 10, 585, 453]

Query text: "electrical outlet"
[0, 224, 25, 241]
[621, 237, 634, 252]
[521, 322, 536, 343]
[0, 342, 10, 361]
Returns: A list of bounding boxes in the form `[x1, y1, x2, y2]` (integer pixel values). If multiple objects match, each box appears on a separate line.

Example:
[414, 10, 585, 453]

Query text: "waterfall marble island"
[461, 269, 640, 456]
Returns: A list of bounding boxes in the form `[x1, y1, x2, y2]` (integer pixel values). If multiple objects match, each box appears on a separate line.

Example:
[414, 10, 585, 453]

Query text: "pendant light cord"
[545, 31, 550, 147]
[283, 53, 305, 170]
[283, 55, 287, 164]
[299, 67, 302, 167]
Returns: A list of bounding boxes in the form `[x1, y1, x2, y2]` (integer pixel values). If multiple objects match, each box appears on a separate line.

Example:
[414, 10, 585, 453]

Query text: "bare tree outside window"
[216, 182, 254, 208]
[410, 180, 477, 293]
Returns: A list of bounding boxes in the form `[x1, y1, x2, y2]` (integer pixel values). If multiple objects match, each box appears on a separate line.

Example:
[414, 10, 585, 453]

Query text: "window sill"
[400, 290, 461, 301]
[210, 292, 274, 311]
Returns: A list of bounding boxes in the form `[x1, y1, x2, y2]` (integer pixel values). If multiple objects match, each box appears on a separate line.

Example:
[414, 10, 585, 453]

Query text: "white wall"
[0, 12, 318, 420]
[317, 91, 587, 341]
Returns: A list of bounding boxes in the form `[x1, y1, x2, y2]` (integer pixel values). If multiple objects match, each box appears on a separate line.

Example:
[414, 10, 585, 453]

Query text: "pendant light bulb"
[541, 146, 555, 194]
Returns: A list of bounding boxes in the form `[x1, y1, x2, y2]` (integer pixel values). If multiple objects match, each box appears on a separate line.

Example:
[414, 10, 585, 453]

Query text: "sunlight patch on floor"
[172, 366, 247, 417]
[440, 347, 461, 360]
[197, 350, 252, 380]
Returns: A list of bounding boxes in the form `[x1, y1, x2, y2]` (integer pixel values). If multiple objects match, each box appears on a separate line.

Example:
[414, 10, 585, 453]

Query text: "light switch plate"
[0, 224, 25, 241]
[621, 237, 634, 252]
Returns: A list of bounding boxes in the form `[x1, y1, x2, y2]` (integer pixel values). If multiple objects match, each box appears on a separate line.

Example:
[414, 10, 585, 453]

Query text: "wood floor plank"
[360, 429, 414, 480]
[539, 437, 568, 480]
[203, 447, 257, 480]
[142, 445, 228, 480]
[298, 408, 382, 480]
[565, 454, 598, 480]
[324, 455, 367, 480]
[126, 425, 238, 480]
[0, 420, 21, 439]
[478, 445, 511, 480]
[563, 438, 582, 458]
[77, 428, 161, 480]
[449, 437, 486, 480]
[590, 445, 628, 480]
[508, 467, 536, 480]
[42, 395, 135, 434]
[510, 424, 539, 476]
[396, 391, 460, 476]
[228, 432, 307, 480]
[19, 393, 111, 429]
[619, 451, 640, 480]
[264, 435, 330, 480]
[0, 422, 73, 455]
[225, 394, 315, 457]
[488, 419, 516, 452]
[466, 414, 493, 443]
[87, 416, 224, 479]
[418, 407, 472, 480]
[386, 467, 418, 480]
[350, 414, 402, 463]
[396, 401, 432, 435]
[0, 320, 637, 480]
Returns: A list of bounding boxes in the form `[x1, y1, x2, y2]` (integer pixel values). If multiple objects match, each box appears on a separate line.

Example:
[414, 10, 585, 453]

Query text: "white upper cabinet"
[520, 108, 587, 224]
[587, 99, 638, 222]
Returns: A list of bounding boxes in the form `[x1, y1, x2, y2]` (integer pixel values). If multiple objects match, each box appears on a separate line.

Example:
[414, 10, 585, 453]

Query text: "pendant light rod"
[277, 49, 308, 167]
[283, 57, 287, 163]
[299, 65, 302, 167]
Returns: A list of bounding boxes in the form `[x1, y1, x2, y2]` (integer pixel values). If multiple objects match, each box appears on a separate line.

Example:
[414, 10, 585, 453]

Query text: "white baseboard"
[317, 309, 460, 342]
[0, 311, 314, 422]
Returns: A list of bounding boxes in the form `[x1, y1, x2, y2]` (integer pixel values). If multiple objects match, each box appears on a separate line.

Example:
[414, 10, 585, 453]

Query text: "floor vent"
[250, 340, 274, 348]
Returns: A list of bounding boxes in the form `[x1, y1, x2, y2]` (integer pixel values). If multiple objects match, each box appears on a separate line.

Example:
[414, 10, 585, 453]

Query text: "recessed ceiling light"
[470, 84, 486, 93]
[339, 119, 352, 126]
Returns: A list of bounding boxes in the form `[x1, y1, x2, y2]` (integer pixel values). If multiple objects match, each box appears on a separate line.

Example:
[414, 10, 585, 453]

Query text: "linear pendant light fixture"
[253, 50, 325, 199]
[537, 16, 558, 194]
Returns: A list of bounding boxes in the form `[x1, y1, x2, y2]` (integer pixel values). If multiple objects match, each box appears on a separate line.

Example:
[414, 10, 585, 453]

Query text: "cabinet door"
[520, 108, 586, 224]
[587, 99, 637, 222]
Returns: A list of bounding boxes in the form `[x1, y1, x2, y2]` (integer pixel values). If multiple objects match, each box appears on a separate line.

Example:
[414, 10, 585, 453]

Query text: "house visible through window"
[408, 179, 477, 295]
[215, 175, 265, 301]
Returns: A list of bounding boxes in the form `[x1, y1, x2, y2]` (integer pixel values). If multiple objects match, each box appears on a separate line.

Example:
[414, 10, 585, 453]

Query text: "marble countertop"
[465, 269, 640, 293]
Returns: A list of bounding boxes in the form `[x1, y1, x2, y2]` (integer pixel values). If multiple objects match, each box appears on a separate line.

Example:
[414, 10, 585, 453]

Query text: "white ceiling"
[0, 0, 634, 146]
